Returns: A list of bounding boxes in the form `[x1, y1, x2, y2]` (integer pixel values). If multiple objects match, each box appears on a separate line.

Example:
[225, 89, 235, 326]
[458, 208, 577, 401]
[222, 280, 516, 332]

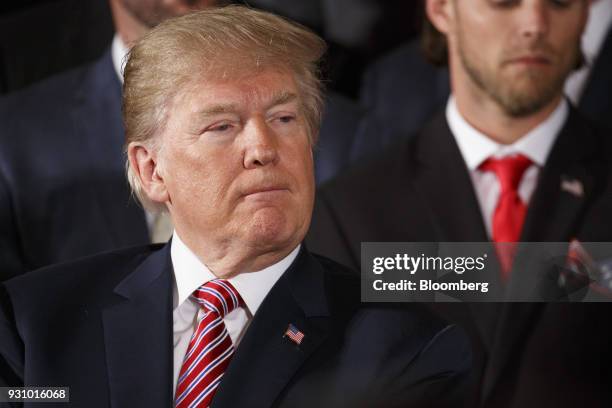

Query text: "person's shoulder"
[0, 63, 92, 115]
[365, 40, 426, 77]
[321, 142, 408, 190]
[362, 40, 448, 99]
[317, 118, 435, 201]
[0, 62, 93, 159]
[312, 252, 356, 276]
[312, 252, 459, 343]
[2, 244, 163, 306]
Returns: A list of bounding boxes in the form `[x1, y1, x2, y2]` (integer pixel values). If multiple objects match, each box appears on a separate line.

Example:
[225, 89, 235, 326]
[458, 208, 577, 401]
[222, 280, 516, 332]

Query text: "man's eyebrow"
[193, 92, 298, 117]
[266, 92, 298, 110]
[194, 103, 240, 117]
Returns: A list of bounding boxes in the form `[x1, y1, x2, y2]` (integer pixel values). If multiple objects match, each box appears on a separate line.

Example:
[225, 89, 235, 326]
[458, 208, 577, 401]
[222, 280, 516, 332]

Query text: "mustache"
[501, 40, 558, 64]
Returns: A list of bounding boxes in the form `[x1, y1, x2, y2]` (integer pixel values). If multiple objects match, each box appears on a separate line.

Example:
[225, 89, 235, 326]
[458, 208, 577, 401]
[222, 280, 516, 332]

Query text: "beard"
[457, 31, 581, 117]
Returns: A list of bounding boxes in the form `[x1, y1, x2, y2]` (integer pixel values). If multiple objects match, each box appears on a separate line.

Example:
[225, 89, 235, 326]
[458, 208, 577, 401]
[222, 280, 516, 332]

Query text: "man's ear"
[127, 141, 169, 204]
[426, 0, 453, 35]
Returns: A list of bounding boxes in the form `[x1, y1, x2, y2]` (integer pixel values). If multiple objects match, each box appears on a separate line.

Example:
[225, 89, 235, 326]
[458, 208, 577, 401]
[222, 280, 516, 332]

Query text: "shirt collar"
[446, 95, 568, 170]
[171, 231, 300, 315]
[111, 34, 128, 84]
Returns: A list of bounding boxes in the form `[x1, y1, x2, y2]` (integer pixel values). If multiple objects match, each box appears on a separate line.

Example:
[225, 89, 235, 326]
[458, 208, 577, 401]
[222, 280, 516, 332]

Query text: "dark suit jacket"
[579, 24, 612, 130]
[315, 92, 369, 184]
[358, 40, 450, 150]
[0, 50, 149, 281]
[0, 244, 471, 408]
[306, 107, 612, 407]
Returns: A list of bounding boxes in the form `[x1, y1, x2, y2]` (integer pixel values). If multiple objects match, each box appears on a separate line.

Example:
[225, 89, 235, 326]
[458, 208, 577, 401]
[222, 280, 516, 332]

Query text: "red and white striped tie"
[175, 279, 243, 408]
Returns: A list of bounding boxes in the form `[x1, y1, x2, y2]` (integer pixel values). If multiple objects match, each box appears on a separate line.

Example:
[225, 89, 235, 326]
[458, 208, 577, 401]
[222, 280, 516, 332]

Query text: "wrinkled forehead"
[173, 66, 302, 114]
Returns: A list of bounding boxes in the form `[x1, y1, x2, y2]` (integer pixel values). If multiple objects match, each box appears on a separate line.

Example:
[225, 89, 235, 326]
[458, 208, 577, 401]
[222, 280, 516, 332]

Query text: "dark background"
[0, 0, 422, 97]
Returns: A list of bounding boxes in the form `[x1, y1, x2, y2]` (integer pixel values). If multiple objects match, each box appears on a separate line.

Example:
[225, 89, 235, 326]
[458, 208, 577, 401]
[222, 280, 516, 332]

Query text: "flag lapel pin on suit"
[560, 177, 584, 198]
[284, 323, 305, 346]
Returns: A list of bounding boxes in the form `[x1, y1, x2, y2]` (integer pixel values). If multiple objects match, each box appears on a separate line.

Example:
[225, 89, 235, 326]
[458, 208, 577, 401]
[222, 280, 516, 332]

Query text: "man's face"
[448, 0, 588, 116]
[155, 69, 315, 257]
[120, 0, 223, 27]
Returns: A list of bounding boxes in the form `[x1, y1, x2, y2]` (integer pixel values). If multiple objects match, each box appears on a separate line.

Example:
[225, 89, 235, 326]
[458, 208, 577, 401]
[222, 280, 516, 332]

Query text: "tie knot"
[480, 154, 532, 193]
[192, 279, 243, 318]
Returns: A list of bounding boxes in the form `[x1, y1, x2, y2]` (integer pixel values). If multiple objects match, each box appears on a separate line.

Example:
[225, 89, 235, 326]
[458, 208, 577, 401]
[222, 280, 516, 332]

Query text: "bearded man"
[307, 0, 612, 407]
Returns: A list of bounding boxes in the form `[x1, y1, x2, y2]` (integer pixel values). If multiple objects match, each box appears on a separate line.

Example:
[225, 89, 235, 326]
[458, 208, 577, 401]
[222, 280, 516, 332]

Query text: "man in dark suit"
[0, 7, 471, 407]
[307, 0, 612, 407]
[0, 0, 221, 281]
[0, 45, 149, 281]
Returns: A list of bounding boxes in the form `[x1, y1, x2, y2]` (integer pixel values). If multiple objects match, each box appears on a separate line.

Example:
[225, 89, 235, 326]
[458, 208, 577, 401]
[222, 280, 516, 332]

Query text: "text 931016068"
[1, 387, 69, 402]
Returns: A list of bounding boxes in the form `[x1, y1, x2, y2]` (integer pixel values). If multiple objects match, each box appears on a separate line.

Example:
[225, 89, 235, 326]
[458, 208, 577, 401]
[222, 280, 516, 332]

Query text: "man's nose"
[519, 1, 550, 41]
[243, 119, 279, 169]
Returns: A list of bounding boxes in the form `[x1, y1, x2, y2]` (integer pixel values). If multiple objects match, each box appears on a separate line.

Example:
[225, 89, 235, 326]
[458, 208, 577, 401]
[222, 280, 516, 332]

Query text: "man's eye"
[489, 0, 573, 8]
[209, 123, 233, 132]
[278, 115, 296, 124]
[489, 0, 518, 8]
[550, 0, 572, 8]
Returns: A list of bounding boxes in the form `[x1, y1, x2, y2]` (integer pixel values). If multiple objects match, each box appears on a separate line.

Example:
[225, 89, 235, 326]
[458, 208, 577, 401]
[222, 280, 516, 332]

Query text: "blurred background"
[0, 0, 423, 97]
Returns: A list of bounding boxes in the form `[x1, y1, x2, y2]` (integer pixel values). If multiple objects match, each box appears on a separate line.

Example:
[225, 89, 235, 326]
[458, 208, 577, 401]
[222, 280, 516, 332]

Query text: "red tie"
[480, 154, 532, 278]
[175, 279, 243, 408]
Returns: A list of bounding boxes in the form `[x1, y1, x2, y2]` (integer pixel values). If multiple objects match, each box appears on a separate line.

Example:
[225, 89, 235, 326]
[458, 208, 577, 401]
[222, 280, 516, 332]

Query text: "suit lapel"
[411, 115, 489, 242]
[482, 107, 602, 403]
[102, 245, 174, 408]
[70, 50, 149, 247]
[410, 116, 499, 346]
[520, 109, 594, 242]
[211, 247, 331, 408]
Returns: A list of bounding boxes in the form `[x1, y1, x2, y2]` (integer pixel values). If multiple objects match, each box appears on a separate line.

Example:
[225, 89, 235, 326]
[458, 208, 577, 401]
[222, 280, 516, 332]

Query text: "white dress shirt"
[111, 34, 128, 85]
[564, 0, 612, 104]
[446, 96, 568, 237]
[171, 232, 300, 395]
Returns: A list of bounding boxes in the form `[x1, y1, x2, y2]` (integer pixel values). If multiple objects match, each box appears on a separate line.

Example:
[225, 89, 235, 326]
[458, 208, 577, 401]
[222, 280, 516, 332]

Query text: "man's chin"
[493, 80, 560, 117]
[500, 94, 555, 118]
[242, 209, 296, 247]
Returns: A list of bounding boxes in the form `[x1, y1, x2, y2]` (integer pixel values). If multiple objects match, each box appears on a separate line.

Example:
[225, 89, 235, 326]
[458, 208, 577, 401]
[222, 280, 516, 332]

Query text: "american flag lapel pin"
[284, 323, 305, 346]
[560, 177, 584, 198]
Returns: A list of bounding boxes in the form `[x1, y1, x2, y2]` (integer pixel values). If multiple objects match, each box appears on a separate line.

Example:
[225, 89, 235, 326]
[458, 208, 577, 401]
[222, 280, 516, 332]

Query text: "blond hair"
[123, 5, 326, 212]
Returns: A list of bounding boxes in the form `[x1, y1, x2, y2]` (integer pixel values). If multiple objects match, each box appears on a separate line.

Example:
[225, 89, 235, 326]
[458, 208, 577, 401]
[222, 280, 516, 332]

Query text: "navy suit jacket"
[314, 92, 369, 184]
[0, 50, 149, 281]
[0, 244, 471, 408]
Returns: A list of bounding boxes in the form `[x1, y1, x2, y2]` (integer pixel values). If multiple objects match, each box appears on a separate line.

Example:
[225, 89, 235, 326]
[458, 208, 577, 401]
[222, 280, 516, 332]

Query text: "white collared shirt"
[171, 232, 300, 395]
[446, 96, 568, 237]
[111, 34, 128, 85]
[564, 0, 612, 104]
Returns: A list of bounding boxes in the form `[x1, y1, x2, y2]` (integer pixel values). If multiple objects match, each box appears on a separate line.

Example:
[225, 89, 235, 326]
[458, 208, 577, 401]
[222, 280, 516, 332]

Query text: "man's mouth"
[242, 185, 290, 199]
[505, 54, 552, 66]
